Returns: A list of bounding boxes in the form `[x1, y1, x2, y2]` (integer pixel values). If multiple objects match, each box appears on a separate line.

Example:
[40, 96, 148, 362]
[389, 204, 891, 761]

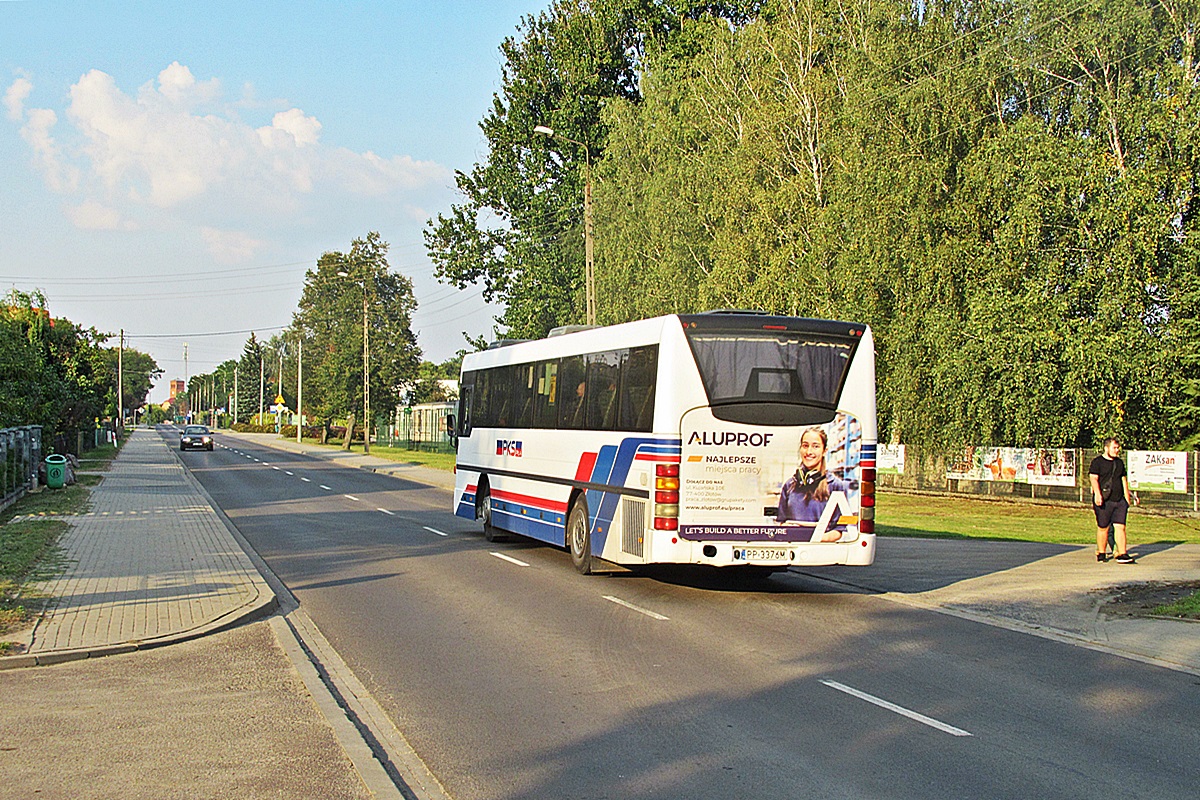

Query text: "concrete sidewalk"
[1, 427, 278, 668]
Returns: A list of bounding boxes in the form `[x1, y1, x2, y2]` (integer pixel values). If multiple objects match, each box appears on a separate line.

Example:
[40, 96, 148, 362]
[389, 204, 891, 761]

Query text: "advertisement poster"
[946, 447, 1030, 482]
[877, 444, 905, 475]
[1026, 448, 1076, 487]
[1127, 450, 1188, 493]
[678, 410, 864, 543]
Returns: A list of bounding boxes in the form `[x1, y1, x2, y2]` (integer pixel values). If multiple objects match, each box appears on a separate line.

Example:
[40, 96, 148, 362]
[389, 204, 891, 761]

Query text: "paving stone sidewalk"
[1, 428, 277, 668]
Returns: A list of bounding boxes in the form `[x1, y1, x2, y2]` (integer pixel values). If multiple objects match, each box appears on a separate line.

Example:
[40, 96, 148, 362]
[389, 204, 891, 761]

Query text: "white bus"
[449, 311, 877, 574]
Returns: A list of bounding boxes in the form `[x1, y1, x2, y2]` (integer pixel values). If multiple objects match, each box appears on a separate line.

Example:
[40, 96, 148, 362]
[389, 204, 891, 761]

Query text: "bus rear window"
[685, 331, 857, 409]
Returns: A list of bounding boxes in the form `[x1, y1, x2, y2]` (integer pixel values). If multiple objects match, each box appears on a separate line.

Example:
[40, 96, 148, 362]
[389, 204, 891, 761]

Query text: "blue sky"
[1, 0, 544, 402]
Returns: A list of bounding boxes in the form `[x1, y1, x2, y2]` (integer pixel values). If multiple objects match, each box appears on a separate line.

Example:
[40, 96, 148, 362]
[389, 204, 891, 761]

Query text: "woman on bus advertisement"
[776, 426, 852, 540]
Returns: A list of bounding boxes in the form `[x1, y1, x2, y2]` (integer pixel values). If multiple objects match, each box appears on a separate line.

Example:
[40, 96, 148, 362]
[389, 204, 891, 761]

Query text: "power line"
[126, 325, 288, 339]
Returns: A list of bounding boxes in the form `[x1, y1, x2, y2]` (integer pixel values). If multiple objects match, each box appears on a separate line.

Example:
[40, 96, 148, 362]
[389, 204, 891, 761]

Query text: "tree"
[425, 0, 763, 339]
[292, 232, 421, 424]
[0, 290, 109, 449]
[102, 347, 162, 419]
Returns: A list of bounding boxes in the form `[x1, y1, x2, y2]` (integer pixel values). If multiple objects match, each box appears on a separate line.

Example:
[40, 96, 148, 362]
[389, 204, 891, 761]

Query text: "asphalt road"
[172, 431, 1200, 800]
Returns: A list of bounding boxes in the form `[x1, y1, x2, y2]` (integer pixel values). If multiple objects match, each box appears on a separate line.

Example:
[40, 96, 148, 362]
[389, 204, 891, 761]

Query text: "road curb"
[0, 592, 278, 671]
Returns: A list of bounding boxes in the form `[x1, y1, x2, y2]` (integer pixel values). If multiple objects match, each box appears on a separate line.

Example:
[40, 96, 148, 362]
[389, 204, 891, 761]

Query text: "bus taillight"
[859, 466, 876, 534]
[655, 463, 681, 530]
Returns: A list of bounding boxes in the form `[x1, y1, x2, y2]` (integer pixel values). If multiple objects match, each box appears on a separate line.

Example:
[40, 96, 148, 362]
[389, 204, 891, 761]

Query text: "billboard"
[1127, 450, 1188, 493]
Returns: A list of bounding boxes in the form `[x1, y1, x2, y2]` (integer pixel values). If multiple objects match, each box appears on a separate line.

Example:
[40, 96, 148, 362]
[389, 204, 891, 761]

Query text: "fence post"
[1077, 449, 1084, 504]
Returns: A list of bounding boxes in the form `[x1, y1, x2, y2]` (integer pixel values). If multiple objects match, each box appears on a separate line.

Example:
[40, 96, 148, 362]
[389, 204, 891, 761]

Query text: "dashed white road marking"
[423, 526, 448, 537]
[490, 552, 529, 567]
[603, 595, 669, 621]
[820, 680, 973, 737]
[320, 485, 333, 491]
[285, 471, 294, 476]
[300, 477, 311, 482]
[377, 508, 395, 516]
[344, 494, 361, 502]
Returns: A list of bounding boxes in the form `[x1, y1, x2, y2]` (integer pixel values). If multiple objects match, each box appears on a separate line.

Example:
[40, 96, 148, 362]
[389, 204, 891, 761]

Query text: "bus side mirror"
[445, 413, 456, 435]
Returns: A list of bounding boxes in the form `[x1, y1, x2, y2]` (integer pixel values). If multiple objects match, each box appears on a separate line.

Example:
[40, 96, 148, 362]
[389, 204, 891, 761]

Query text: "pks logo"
[496, 439, 523, 457]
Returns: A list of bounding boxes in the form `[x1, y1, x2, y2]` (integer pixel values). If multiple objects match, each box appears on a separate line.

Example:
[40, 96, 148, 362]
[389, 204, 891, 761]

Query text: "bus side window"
[621, 345, 658, 432]
[515, 363, 536, 427]
[534, 360, 558, 428]
[492, 366, 515, 427]
[475, 370, 492, 428]
[559, 356, 587, 430]
[586, 352, 621, 431]
[458, 385, 473, 436]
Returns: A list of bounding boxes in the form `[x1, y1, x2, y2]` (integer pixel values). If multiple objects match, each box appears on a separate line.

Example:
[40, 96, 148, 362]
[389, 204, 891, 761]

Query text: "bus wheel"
[568, 498, 592, 575]
[480, 485, 505, 542]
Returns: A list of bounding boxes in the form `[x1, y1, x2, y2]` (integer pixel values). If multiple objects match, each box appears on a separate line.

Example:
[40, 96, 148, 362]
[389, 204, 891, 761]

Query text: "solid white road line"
[820, 679, 973, 737]
[377, 508, 395, 515]
[490, 552, 530, 567]
[423, 526, 449, 537]
[602, 595, 670, 620]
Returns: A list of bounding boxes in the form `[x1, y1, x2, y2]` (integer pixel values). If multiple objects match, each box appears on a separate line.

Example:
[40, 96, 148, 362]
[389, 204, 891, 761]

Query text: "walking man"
[1088, 438, 1138, 564]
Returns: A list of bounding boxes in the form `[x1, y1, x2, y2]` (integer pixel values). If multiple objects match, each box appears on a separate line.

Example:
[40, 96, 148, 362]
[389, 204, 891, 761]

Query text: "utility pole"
[118, 329, 124, 430]
[362, 284, 370, 454]
[259, 353, 265, 426]
[297, 338, 303, 444]
[534, 125, 595, 325]
[234, 368, 239, 423]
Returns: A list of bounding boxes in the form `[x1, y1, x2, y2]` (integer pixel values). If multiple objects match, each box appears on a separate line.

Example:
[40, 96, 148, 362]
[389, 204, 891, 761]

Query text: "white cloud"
[66, 200, 133, 230]
[153, 62, 221, 106]
[201, 226, 266, 263]
[8, 64, 452, 237]
[260, 108, 321, 147]
[20, 106, 79, 192]
[4, 77, 31, 121]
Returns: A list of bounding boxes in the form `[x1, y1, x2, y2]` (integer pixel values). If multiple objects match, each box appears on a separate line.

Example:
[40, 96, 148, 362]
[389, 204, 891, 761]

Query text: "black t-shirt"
[1088, 456, 1126, 503]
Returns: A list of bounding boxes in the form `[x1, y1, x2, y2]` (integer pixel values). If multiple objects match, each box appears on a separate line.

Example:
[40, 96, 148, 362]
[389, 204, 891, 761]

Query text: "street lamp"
[534, 124, 596, 326]
[337, 268, 371, 454]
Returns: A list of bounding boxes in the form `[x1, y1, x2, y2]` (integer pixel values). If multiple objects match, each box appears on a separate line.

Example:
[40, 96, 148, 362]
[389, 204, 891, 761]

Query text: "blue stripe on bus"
[455, 489, 477, 521]
[587, 438, 671, 555]
[458, 436, 683, 555]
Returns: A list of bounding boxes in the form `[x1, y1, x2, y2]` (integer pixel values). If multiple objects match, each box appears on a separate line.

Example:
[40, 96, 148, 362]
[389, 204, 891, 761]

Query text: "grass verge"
[0, 446, 116, 651]
[1153, 592, 1200, 620]
[876, 490, 1200, 546]
[294, 437, 458, 471]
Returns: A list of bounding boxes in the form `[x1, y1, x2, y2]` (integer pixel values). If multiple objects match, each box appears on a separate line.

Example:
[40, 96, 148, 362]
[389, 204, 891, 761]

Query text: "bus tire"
[568, 497, 592, 575]
[479, 484, 505, 542]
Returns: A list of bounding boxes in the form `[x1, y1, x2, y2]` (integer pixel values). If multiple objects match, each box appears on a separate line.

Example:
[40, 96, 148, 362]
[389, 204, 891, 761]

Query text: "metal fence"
[1, 425, 43, 512]
[375, 402, 456, 453]
[877, 445, 1200, 514]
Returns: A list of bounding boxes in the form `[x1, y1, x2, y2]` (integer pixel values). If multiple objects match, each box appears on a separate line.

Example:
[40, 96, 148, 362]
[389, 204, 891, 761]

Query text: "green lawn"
[1, 439, 121, 649]
[877, 490, 1200, 546]
[300, 438, 458, 471]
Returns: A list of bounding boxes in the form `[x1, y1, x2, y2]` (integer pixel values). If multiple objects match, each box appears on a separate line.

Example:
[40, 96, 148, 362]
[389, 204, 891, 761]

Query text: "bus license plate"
[741, 547, 789, 562]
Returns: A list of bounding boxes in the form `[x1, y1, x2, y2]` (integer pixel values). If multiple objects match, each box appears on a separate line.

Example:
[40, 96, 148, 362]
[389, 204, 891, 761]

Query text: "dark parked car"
[180, 425, 213, 451]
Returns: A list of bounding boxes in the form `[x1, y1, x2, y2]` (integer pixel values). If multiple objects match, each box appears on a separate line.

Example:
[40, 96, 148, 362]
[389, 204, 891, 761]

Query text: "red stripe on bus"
[575, 452, 598, 482]
[634, 453, 680, 462]
[492, 488, 570, 514]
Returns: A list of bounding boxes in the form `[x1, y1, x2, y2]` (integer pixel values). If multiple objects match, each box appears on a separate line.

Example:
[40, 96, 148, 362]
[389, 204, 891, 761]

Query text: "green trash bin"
[45, 454, 67, 489]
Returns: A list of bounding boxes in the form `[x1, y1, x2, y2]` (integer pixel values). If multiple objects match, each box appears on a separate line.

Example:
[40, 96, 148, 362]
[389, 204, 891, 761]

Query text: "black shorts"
[1093, 499, 1129, 528]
